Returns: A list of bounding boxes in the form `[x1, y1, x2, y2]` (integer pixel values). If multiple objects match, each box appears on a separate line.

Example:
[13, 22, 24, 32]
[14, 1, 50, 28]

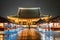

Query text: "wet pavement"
[4, 27, 54, 40]
[17, 28, 41, 40]
[4, 28, 23, 40]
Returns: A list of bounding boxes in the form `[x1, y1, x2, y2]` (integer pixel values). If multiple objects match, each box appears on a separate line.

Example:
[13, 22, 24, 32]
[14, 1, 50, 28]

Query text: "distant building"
[7, 7, 51, 27]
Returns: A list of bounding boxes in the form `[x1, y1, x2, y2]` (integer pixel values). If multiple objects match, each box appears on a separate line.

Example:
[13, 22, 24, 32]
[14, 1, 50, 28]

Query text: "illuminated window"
[32, 21, 36, 25]
[0, 35, 4, 40]
[23, 22, 26, 25]
[19, 22, 21, 24]
[0, 23, 4, 28]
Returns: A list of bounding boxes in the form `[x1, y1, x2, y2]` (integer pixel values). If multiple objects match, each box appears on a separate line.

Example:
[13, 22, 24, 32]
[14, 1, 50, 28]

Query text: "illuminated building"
[0, 16, 9, 40]
[0, 23, 4, 40]
[7, 7, 51, 27]
[0, 16, 13, 40]
[6, 7, 52, 40]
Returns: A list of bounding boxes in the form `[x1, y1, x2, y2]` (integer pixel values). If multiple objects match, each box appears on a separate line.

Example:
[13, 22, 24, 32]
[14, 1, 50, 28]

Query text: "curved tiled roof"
[17, 8, 40, 18]
[0, 16, 10, 23]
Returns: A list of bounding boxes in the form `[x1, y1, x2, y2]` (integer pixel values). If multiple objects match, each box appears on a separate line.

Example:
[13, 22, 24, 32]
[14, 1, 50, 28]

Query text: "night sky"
[0, 0, 60, 18]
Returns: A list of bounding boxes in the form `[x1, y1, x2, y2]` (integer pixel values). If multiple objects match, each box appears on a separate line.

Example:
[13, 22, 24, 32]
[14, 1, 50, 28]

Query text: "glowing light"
[0, 35, 3, 40]
[0, 23, 4, 28]
[19, 7, 40, 9]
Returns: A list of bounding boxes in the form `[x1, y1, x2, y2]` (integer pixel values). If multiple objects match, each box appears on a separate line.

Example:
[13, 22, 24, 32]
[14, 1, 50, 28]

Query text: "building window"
[19, 22, 21, 24]
[0, 23, 4, 28]
[0, 34, 4, 40]
[32, 21, 36, 25]
[23, 22, 26, 25]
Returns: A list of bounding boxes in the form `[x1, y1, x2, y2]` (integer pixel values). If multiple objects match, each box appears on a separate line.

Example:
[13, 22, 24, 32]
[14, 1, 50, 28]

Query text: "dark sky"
[0, 0, 60, 18]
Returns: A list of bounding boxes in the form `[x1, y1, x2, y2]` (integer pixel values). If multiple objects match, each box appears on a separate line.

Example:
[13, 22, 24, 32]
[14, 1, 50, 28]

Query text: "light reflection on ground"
[4, 27, 54, 40]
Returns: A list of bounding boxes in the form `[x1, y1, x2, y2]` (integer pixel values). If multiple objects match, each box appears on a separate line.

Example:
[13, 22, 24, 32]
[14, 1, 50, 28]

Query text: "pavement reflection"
[17, 28, 41, 40]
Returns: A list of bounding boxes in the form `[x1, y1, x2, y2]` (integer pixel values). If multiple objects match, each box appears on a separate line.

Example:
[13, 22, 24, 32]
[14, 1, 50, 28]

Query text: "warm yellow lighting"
[7, 16, 39, 25]
[0, 35, 3, 40]
[7, 14, 52, 27]
[0, 23, 4, 28]
[18, 7, 40, 9]
[53, 23, 60, 28]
